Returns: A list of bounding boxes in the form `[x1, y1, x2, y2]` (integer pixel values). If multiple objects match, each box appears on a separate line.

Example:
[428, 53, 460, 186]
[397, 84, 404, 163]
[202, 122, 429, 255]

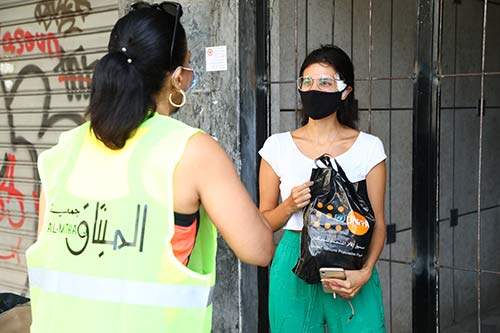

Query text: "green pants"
[269, 230, 386, 333]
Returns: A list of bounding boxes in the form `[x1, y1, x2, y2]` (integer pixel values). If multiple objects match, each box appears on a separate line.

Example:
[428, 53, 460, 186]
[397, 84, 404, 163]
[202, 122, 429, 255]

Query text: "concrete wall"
[269, 0, 500, 332]
[167, 2, 243, 331]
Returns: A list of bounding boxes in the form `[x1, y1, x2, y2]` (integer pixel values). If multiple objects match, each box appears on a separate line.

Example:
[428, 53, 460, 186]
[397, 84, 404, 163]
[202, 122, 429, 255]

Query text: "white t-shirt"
[259, 131, 386, 231]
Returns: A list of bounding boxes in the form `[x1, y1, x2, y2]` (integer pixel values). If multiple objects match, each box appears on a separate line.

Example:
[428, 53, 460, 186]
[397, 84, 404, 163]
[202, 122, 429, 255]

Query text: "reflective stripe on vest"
[29, 267, 214, 308]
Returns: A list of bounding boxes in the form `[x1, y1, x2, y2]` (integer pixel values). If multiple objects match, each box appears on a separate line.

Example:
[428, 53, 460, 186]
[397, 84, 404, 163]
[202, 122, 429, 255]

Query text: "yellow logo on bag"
[346, 211, 370, 236]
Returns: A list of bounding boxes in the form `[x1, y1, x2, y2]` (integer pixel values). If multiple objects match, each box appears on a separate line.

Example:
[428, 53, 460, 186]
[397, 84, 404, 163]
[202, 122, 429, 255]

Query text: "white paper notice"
[205, 46, 227, 72]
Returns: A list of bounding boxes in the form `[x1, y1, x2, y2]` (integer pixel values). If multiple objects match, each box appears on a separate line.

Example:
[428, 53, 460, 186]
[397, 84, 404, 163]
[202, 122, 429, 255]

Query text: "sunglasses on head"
[130, 1, 183, 68]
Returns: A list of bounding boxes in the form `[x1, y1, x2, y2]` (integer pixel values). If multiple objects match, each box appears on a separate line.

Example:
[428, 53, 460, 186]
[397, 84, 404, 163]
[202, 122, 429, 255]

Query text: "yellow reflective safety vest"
[26, 113, 217, 333]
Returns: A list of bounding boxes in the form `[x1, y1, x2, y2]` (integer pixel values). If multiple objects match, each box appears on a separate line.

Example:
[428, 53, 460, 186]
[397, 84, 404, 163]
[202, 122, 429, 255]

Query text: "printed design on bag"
[312, 201, 347, 231]
[308, 197, 370, 254]
[346, 211, 370, 236]
[308, 207, 366, 257]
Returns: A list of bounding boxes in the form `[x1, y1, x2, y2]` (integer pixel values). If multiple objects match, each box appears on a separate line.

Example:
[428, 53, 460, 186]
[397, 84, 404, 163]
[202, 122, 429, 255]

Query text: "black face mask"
[299, 90, 344, 120]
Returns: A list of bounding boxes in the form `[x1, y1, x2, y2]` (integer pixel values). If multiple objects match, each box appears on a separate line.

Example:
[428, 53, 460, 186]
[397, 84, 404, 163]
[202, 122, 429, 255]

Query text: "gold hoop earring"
[168, 89, 186, 108]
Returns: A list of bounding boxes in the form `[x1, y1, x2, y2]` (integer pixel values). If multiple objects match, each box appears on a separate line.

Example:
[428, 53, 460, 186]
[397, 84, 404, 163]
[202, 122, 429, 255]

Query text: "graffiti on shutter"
[0, 0, 118, 295]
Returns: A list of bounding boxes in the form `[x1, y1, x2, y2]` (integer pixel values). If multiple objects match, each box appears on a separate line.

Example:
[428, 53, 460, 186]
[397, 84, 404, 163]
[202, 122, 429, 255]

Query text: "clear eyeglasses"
[296, 73, 347, 92]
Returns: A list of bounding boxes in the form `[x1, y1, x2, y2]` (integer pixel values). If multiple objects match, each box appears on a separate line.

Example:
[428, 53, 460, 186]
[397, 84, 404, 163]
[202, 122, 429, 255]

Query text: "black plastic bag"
[0, 293, 31, 333]
[293, 154, 375, 284]
[0, 294, 29, 315]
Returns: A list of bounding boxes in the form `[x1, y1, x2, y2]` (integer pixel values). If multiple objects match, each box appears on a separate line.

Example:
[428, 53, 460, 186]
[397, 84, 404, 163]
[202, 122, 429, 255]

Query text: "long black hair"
[299, 45, 357, 129]
[86, 7, 187, 149]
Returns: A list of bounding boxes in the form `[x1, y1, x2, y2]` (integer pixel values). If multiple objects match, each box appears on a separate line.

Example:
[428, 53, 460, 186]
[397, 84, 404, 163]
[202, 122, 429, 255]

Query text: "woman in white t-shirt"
[259, 45, 386, 332]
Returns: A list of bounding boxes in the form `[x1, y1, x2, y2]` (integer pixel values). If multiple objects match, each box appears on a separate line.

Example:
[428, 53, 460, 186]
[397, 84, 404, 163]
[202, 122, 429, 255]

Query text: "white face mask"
[335, 73, 347, 92]
[186, 70, 198, 93]
[172, 66, 197, 94]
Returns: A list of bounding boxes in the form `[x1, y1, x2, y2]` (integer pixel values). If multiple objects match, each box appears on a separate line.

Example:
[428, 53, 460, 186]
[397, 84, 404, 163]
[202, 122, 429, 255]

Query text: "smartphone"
[319, 267, 346, 293]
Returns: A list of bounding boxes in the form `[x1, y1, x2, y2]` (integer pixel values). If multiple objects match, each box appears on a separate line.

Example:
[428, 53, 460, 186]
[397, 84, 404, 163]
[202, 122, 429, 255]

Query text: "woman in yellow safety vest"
[26, 2, 274, 333]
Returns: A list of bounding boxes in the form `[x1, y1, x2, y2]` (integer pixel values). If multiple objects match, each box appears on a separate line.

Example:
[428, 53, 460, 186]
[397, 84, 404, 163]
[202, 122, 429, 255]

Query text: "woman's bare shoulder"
[182, 132, 233, 168]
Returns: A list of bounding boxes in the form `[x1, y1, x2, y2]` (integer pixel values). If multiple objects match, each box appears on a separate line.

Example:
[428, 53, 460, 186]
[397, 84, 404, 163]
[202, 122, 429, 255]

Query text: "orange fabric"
[171, 219, 198, 266]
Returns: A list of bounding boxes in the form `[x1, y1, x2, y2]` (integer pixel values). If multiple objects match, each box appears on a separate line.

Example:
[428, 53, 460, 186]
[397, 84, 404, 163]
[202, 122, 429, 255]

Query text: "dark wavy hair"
[299, 45, 357, 129]
[86, 7, 187, 149]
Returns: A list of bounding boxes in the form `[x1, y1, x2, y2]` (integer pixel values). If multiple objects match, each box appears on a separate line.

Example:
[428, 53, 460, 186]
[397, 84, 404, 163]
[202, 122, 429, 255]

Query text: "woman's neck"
[302, 114, 344, 144]
[155, 95, 176, 116]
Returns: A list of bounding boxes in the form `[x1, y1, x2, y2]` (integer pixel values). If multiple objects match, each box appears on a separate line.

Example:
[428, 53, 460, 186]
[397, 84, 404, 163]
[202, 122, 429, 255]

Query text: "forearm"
[362, 220, 386, 273]
[236, 213, 275, 266]
[216, 206, 275, 266]
[254, 216, 276, 265]
[261, 199, 294, 232]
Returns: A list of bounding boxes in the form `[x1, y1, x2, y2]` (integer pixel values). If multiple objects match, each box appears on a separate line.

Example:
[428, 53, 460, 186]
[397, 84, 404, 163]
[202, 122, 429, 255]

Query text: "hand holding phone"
[319, 267, 346, 293]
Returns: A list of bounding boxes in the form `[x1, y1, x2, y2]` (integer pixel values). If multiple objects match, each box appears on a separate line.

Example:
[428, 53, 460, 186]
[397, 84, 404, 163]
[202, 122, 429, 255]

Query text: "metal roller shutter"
[0, 0, 118, 296]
